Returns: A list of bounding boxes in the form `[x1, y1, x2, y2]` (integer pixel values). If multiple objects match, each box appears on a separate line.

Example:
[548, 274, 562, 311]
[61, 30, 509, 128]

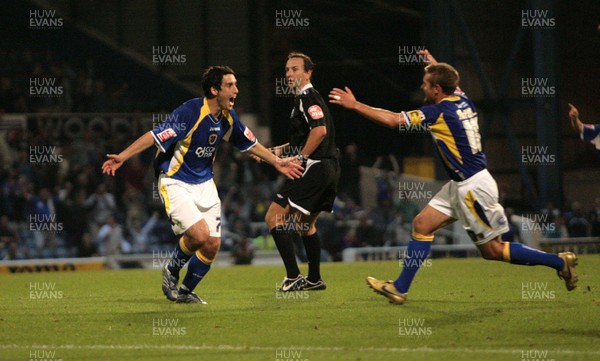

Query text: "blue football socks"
[393, 239, 432, 293]
[179, 253, 211, 294]
[505, 242, 564, 270]
[167, 237, 193, 278]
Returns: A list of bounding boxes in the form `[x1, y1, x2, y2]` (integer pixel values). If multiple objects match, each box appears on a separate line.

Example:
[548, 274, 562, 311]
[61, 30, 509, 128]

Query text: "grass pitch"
[1, 255, 600, 361]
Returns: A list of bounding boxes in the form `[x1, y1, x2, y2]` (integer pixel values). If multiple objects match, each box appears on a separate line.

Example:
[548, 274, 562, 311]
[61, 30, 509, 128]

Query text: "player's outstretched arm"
[102, 131, 155, 176]
[568, 103, 584, 134]
[417, 49, 438, 65]
[329, 86, 406, 129]
[247, 143, 304, 179]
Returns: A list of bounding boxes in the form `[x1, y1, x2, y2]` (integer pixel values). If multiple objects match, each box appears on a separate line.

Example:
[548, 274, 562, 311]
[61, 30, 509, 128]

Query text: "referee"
[266, 52, 340, 291]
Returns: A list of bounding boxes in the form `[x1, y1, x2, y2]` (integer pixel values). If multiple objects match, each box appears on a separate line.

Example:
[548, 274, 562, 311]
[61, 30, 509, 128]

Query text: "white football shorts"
[158, 174, 222, 237]
[428, 169, 509, 245]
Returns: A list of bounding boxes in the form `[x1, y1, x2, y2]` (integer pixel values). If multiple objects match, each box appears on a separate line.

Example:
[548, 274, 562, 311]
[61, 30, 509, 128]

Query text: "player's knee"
[186, 223, 210, 250]
[480, 241, 504, 261]
[412, 214, 430, 236]
[299, 224, 316, 237]
[201, 237, 221, 261]
[265, 210, 275, 229]
[266, 209, 286, 230]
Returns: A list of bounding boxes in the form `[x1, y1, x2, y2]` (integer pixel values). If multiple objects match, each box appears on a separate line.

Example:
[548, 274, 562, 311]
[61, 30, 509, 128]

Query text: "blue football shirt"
[151, 97, 257, 184]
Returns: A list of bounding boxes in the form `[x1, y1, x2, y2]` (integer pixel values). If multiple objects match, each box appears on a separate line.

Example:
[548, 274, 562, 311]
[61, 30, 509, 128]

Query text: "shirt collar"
[297, 83, 313, 95]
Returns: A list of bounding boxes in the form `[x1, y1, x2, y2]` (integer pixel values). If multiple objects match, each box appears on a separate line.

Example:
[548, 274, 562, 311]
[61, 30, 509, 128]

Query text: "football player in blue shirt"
[568, 103, 600, 158]
[330, 51, 578, 305]
[102, 66, 303, 304]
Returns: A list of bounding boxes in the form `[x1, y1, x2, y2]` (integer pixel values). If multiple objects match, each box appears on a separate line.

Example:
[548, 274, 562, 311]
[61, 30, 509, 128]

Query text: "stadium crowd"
[1, 45, 600, 263]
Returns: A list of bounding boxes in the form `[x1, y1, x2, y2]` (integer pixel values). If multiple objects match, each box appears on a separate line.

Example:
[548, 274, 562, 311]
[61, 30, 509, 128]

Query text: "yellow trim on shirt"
[429, 113, 463, 164]
[166, 98, 211, 176]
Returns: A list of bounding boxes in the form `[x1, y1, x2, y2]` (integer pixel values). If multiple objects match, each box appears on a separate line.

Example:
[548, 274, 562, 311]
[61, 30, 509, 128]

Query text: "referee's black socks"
[271, 228, 301, 279]
[302, 233, 322, 283]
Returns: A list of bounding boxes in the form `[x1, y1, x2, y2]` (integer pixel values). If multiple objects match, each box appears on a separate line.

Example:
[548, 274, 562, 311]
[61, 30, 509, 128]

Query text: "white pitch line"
[2, 344, 600, 355]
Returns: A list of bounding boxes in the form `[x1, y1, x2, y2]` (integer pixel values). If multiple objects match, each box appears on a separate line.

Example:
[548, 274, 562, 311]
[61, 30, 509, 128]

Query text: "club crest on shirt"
[244, 126, 256, 142]
[157, 128, 177, 142]
[307, 105, 324, 119]
[208, 134, 218, 145]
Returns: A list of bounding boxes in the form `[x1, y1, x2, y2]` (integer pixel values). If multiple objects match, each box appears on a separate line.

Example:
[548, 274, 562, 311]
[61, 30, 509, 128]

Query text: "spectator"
[95, 214, 126, 268]
[339, 143, 364, 206]
[77, 232, 97, 258]
[128, 211, 159, 253]
[85, 183, 116, 233]
[566, 202, 590, 237]
[589, 211, 600, 237]
[0, 215, 20, 260]
[356, 213, 383, 247]
[231, 235, 255, 265]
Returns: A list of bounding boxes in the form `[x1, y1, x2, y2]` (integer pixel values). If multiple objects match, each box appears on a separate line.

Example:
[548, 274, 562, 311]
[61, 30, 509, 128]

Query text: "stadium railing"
[539, 237, 600, 254]
[342, 244, 479, 262]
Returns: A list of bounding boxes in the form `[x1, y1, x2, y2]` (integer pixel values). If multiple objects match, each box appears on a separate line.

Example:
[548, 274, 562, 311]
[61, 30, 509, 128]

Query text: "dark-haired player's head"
[285, 52, 315, 92]
[202, 66, 238, 111]
[422, 63, 459, 104]
[202, 66, 235, 99]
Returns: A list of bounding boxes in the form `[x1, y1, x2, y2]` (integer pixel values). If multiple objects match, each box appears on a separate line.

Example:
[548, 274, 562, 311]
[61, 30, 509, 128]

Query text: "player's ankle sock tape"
[180, 253, 211, 294]
[271, 228, 301, 278]
[302, 233, 321, 282]
[394, 239, 432, 293]
[504, 242, 564, 270]
[167, 237, 193, 276]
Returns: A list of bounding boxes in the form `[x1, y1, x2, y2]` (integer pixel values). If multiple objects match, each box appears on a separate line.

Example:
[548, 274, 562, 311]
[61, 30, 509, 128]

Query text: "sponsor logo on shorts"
[157, 128, 177, 142]
[307, 105, 324, 119]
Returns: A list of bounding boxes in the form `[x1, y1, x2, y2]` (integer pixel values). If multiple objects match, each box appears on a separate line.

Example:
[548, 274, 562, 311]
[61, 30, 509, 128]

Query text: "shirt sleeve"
[301, 97, 327, 128]
[401, 104, 442, 128]
[225, 110, 258, 152]
[582, 123, 600, 143]
[151, 105, 193, 153]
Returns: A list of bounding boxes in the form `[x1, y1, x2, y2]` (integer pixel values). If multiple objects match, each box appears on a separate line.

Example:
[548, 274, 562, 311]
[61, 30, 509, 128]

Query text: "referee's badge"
[208, 134, 218, 145]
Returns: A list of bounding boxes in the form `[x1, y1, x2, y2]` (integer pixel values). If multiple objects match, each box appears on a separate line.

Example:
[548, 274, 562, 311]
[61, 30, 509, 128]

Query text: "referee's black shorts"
[273, 158, 340, 215]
